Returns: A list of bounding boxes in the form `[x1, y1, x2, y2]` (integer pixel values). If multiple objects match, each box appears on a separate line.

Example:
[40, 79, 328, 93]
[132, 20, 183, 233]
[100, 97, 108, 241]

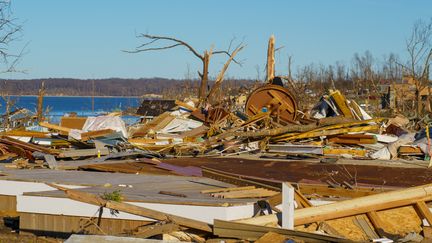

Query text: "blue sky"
[3, 0, 432, 79]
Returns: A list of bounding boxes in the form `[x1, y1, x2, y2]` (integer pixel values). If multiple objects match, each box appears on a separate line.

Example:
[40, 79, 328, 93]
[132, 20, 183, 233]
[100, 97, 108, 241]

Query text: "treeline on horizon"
[0, 78, 255, 97]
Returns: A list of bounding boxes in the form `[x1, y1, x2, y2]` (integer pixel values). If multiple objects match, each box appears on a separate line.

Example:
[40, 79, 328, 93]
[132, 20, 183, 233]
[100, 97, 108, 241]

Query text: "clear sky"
[3, 0, 432, 80]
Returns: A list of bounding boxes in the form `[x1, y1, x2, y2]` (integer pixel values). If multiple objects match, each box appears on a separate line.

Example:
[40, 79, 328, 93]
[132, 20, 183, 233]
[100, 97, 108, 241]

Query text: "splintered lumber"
[231, 117, 357, 138]
[213, 219, 347, 242]
[274, 124, 380, 142]
[46, 184, 212, 232]
[39, 122, 72, 133]
[131, 112, 174, 137]
[0, 136, 58, 155]
[329, 90, 353, 118]
[272, 118, 383, 141]
[266, 35, 275, 82]
[235, 183, 432, 227]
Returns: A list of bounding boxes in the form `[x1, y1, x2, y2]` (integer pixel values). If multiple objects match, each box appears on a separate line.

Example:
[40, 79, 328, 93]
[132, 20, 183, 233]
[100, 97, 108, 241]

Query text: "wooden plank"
[354, 215, 379, 239]
[328, 134, 377, 145]
[58, 148, 109, 158]
[46, 184, 212, 232]
[323, 148, 367, 157]
[134, 223, 182, 238]
[201, 186, 256, 194]
[60, 116, 87, 130]
[366, 211, 390, 238]
[0, 130, 49, 138]
[213, 219, 347, 242]
[330, 90, 353, 118]
[39, 122, 72, 133]
[213, 188, 278, 199]
[414, 201, 432, 226]
[255, 231, 288, 243]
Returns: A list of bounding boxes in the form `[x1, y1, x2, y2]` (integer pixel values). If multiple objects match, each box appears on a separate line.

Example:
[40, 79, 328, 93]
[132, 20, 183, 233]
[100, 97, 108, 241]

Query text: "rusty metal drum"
[245, 84, 298, 124]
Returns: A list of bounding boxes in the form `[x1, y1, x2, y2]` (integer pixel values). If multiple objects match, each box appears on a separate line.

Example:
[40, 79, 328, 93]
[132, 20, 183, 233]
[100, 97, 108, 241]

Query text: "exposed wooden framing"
[46, 184, 213, 232]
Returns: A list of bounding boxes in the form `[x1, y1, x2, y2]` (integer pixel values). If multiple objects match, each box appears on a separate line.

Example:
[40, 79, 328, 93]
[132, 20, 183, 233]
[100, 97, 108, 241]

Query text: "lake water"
[0, 96, 142, 124]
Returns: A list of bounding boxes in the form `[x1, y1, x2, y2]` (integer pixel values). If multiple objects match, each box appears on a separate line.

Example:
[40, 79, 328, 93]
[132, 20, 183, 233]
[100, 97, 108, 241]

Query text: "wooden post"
[37, 81, 45, 122]
[282, 182, 294, 229]
[266, 35, 275, 82]
[199, 50, 212, 101]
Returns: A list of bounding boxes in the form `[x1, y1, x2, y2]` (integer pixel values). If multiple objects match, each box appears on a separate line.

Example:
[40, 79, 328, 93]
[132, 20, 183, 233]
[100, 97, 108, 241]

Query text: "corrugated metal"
[20, 212, 152, 235]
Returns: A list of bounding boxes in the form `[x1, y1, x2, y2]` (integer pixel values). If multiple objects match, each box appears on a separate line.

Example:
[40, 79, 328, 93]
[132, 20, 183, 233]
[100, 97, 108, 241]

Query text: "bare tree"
[0, 0, 25, 74]
[401, 18, 432, 116]
[124, 34, 244, 106]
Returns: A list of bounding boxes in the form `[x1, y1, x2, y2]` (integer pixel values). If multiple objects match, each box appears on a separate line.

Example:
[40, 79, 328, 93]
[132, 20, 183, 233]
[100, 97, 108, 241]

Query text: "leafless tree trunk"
[124, 34, 243, 106]
[0, 0, 25, 74]
[402, 18, 432, 117]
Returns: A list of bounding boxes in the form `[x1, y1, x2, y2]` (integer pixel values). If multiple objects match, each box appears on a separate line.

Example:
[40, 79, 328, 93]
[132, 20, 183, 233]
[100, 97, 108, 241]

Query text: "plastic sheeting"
[82, 116, 128, 137]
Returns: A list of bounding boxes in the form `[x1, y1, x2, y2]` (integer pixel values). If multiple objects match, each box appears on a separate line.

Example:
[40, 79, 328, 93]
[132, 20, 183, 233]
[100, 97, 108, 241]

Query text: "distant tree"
[401, 18, 432, 116]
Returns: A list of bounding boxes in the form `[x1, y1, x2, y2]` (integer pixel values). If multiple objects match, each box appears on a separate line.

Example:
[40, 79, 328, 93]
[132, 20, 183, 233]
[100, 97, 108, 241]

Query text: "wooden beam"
[46, 184, 212, 232]
[236, 183, 432, 226]
[282, 182, 294, 229]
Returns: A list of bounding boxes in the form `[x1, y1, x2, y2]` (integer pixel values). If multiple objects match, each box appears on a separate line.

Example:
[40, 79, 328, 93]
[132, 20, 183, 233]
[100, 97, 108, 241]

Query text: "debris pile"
[1, 36, 432, 242]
